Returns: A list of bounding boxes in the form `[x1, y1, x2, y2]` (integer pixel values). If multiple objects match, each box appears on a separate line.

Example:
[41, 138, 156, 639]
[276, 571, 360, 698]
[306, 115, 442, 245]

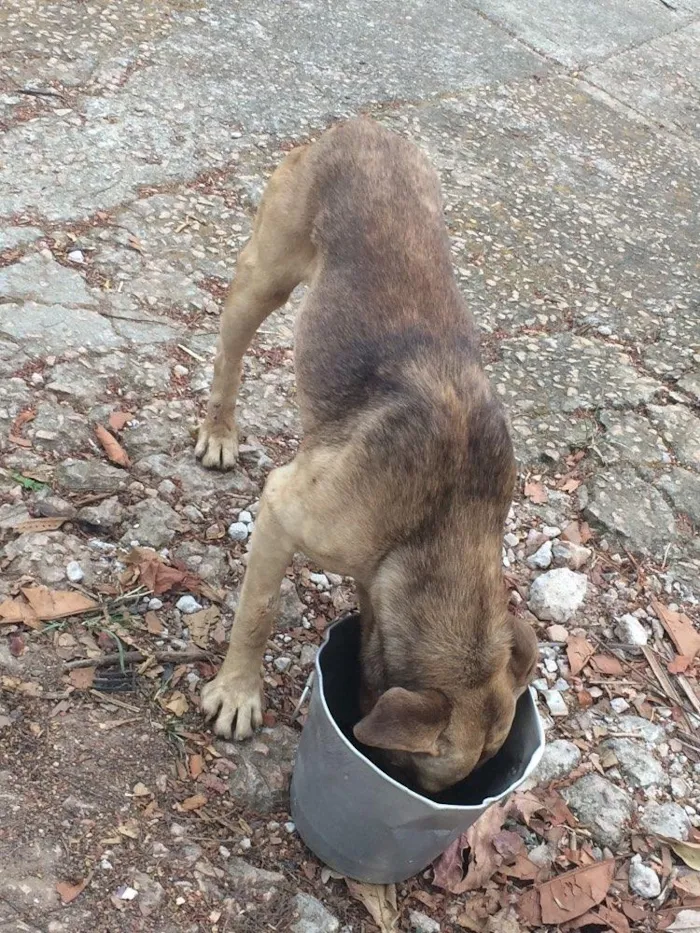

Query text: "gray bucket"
[290, 612, 545, 884]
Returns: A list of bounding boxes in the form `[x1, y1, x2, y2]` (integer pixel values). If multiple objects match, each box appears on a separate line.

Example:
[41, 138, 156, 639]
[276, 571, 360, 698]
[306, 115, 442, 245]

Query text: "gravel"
[628, 856, 661, 899]
[175, 596, 203, 614]
[227, 521, 249, 542]
[614, 613, 649, 646]
[291, 893, 340, 933]
[528, 568, 588, 622]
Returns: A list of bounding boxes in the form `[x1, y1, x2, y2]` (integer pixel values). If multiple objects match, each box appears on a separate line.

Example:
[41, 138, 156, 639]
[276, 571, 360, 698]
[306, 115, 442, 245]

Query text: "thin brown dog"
[196, 119, 537, 794]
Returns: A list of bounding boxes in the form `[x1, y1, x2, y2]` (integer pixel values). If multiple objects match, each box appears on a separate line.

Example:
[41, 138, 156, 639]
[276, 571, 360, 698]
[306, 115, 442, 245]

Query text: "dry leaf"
[164, 691, 189, 717]
[145, 610, 163, 635]
[589, 654, 625, 676]
[21, 586, 97, 621]
[188, 606, 220, 649]
[567, 635, 595, 677]
[117, 819, 140, 839]
[94, 424, 130, 468]
[9, 408, 35, 447]
[13, 516, 66, 533]
[108, 410, 132, 432]
[675, 875, 700, 898]
[665, 911, 700, 932]
[346, 881, 399, 933]
[524, 480, 548, 504]
[0, 598, 41, 629]
[433, 802, 509, 893]
[180, 793, 207, 811]
[132, 782, 151, 797]
[56, 877, 89, 905]
[560, 478, 582, 493]
[127, 234, 144, 253]
[657, 836, 700, 871]
[1, 676, 43, 697]
[529, 859, 615, 925]
[189, 754, 204, 779]
[653, 601, 700, 661]
[68, 667, 95, 690]
[668, 655, 693, 675]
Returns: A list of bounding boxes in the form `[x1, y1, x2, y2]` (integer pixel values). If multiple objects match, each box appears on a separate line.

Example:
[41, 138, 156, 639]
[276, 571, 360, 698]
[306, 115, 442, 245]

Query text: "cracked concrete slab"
[466, 0, 698, 67]
[0, 302, 123, 354]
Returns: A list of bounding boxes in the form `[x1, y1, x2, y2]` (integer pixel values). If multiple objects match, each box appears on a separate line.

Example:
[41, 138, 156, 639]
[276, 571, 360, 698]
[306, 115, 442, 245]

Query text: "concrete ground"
[0, 1, 699, 931]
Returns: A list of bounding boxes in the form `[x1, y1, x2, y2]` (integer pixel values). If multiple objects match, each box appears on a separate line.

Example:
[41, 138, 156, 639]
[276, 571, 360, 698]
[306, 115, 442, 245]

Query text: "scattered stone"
[218, 725, 298, 813]
[534, 739, 581, 784]
[409, 910, 441, 933]
[56, 459, 127, 495]
[299, 644, 318, 666]
[278, 578, 305, 630]
[65, 561, 84, 583]
[615, 716, 665, 744]
[640, 802, 691, 841]
[132, 870, 164, 917]
[35, 496, 78, 520]
[176, 596, 203, 614]
[562, 774, 633, 847]
[551, 540, 592, 570]
[610, 698, 630, 714]
[274, 656, 292, 673]
[291, 893, 340, 933]
[122, 499, 182, 548]
[226, 858, 284, 898]
[238, 510, 253, 524]
[546, 624, 569, 643]
[78, 496, 125, 530]
[671, 777, 689, 799]
[544, 690, 568, 717]
[528, 568, 588, 623]
[148, 598, 164, 611]
[614, 614, 648, 646]
[601, 739, 664, 788]
[227, 521, 249, 542]
[628, 855, 660, 899]
[527, 540, 553, 569]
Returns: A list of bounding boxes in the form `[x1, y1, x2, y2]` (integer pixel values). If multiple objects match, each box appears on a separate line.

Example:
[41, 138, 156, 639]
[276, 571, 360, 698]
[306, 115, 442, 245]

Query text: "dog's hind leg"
[196, 145, 316, 469]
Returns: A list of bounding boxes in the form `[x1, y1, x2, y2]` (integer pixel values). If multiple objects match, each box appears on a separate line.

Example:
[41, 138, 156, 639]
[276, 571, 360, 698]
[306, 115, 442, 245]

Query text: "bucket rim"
[313, 612, 546, 812]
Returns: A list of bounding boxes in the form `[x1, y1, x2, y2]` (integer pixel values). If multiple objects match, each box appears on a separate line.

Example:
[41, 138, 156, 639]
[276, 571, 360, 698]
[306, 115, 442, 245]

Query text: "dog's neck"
[359, 531, 508, 710]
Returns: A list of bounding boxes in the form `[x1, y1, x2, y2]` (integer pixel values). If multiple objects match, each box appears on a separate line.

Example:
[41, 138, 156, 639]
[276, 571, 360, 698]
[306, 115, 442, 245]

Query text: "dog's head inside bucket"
[323, 612, 541, 802]
[290, 612, 545, 884]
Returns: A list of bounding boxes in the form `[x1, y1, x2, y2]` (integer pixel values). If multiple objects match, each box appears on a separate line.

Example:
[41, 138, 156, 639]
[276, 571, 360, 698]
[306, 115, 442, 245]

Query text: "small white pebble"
[148, 598, 163, 610]
[541, 525, 561, 539]
[227, 521, 249, 542]
[176, 595, 202, 614]
[610, 698, 630, 714]
[274, 657, 291, 673]
[238, 510, 253, 524]
[284, 821, 296, 834]
[219, 845, 231, 859]
[544, 690, 568, 717]
[66, 561, 84, 583]
[239, 837, 251, 850]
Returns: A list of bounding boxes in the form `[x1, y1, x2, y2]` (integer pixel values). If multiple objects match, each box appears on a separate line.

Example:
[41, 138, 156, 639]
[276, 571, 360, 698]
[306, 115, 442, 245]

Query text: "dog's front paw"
[200, 670, 263, 739]
[195, 420, 238, 470]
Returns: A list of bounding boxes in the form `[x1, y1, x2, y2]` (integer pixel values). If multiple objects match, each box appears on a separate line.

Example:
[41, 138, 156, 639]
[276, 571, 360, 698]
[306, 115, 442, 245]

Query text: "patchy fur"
[196, 119, 538, 792]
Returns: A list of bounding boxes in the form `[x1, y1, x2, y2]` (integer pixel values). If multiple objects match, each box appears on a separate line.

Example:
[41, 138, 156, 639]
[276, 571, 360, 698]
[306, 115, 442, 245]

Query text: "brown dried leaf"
[531, 859, 615, 925]
[524, 480, 548, 504]
[94, 424, 130, 468]
[21, 586, 97, 621]
[433, 802, 509, 893]
[653, 601, 700, 661]
[567, 635, 595, 677]
[189, 754, 204, 779]
[589, 654, 625, 676]
[657, 836, 700, 871]
[145, 610, 163, 635]
[346, 881, 399, 933]
[68, 667, 95, 690]
[668, 655, 694, 675]
[1, 675, 42, 697]
[138, 559, 203, 597]
[56, 877, 89, 905]
[164, 691, 189, 717]
[13, 516, 66, 534]
[675, 875, 700, 898]
[180, 793, 207, 811]
[188, 606, 219, 649]
[9, 408, 35, 447]
[108, 410, 132, 432]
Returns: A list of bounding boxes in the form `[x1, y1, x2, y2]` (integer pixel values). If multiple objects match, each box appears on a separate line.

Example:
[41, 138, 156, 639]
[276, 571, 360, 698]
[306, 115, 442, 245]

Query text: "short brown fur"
[196, 119, 537, 793]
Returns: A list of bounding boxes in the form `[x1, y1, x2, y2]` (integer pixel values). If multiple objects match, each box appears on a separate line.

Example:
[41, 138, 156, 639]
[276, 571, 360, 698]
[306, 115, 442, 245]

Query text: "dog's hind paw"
[195, 420, 239, 470]
[200, 671, 263, 740]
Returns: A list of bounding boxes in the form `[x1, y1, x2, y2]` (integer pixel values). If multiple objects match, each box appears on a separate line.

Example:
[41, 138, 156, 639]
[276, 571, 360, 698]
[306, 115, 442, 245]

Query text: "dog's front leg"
[201, 486, 295, 738]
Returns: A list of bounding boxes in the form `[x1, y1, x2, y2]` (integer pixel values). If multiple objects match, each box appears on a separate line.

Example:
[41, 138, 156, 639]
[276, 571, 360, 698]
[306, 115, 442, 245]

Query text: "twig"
[18, 87, 64, 99]
[291, 670, 314, 722]
[65, 649, 217, 670]
[89, 690, 141, 713]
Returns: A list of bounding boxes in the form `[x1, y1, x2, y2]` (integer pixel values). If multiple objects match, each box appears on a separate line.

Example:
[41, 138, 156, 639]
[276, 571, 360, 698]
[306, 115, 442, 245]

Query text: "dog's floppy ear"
[353, 687, 451, 756]
[508, 614, 538, 693]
